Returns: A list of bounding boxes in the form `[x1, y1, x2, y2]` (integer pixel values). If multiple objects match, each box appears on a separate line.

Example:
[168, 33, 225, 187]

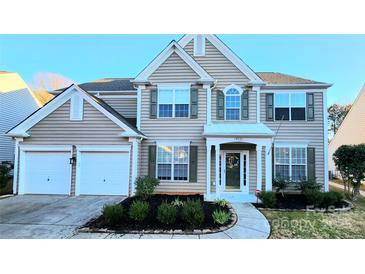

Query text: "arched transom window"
[224, 85, 243, 120]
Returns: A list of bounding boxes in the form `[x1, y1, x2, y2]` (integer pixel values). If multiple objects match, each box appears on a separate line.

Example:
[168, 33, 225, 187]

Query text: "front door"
[222, 150, 249, 193]
[225, 153, 241, 191]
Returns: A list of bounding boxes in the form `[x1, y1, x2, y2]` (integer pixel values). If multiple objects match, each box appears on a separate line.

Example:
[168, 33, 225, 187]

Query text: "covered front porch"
[204, 123, 274, 202]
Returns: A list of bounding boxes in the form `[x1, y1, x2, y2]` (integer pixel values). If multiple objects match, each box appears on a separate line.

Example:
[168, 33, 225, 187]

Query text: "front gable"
[179, 35, 265, 88]
[7, 84, 142, 138]
[133, 41, 214, 84]
[149, 52, 200, 83]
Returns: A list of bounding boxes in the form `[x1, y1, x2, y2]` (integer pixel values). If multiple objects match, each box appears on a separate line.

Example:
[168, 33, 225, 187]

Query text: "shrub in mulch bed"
[85, 194, 233, 232]
[253, 192, 350, 211]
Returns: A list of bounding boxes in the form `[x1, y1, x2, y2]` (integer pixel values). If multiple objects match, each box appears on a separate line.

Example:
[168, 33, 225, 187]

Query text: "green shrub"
[135, 176, 160, 200]
[273, 178, 290, 197]
[181, 199, 205, 227]
[0, 162, 13, 189]
[212, 209, 231, 225]
[129, 200, 150, 222]
[215, 199, 229, 208]
[102, 204, 123, 226]
[258, 191, 277, 208]
[297, 178, 321, 192]
[171, 197, 184, 207]
[303, 189, 323, 207]
[322, 191, 343, 207]
[156, 202, 177, 225]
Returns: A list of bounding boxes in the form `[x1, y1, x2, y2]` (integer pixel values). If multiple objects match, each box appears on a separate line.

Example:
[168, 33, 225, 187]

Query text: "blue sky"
[1, 34, 365, 105]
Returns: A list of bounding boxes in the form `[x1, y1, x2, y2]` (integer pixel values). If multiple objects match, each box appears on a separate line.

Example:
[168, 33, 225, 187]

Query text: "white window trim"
[156, 144, 190, 182]
[274, 92, 306, 121]
[274, 144, 308, 182]
[223, 84, 243, 121]
[157, 84, 191, 119]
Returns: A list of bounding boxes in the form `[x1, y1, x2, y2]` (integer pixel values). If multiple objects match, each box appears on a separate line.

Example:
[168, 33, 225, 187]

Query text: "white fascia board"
[119, 132, 146, 138]
[7, 84, 140, 137]
[263, 83, 333, 88]
[155, 140, 191, 146]
[178, 34, 264, 84]
[203, 123, 275, 137]
[19, 145, 73, 152]
[260, 89, 328, 93]
[76, 145, 131, 152]
[133, 41, 214, 83]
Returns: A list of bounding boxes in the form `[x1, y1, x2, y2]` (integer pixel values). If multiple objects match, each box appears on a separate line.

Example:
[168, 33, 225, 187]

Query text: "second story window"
[274, 93, 306, 121]
[225, 87, 242, 120]
[158, 87, 190, 118]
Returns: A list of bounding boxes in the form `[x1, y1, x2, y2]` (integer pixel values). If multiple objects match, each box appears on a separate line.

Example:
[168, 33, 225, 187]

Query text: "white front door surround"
[205, 137, 273, 202]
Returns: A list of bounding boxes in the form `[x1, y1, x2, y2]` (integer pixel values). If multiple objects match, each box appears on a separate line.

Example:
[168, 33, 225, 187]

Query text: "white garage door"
[22, 151, 71, 194]
[77, 151, 130, 195]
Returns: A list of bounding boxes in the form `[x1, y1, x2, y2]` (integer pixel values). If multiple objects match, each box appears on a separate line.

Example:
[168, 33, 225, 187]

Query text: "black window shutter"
[241, 89, 249, 120]
[307, 147, 316, 181]
[150, 88, 157, 119]
[148, 145, 157, 178]
[189, 146, 198, 182]
[306, 93, 315, 121]
[190, 88, 198, 119]
[217, 90, 225, 120]
[266, 93, 274, 121]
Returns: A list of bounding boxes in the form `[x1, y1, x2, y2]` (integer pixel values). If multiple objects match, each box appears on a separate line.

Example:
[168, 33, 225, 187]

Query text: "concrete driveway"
[0, 195, 124, 239]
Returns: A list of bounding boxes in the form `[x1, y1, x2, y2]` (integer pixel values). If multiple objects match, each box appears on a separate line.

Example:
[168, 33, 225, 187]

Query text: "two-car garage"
[18, 145, 131, 196]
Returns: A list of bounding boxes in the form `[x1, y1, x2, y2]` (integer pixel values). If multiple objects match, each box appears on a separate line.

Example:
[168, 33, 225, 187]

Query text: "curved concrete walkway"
[72, 203, 270, 239]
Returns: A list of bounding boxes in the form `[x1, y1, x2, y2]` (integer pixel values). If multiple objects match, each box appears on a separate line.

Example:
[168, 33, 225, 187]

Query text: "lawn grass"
[260, 187, 365, 239]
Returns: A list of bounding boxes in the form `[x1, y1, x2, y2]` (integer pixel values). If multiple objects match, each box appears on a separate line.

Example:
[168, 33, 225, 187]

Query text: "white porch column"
[130, 137, 140, 195]
[265, 144, 273, 191]
[12, 137, 23, 194]
[204, 84, 212, 125]
[256, 145, 262, 191]
[206, 143, 211, 199]
[215, 144, 220, 194]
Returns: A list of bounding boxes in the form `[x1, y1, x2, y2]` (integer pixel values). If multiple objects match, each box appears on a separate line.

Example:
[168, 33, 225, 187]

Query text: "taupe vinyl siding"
[140, 86, 207, 193]
[100, 96, 137, 118]
[21, 99, 132, 195]
[260, 92, 325, 186]
[184, 40, 256, 122]
[25, 100, 128, 144]
[184, 40, 250, 89]
[149, 52, 200, 83]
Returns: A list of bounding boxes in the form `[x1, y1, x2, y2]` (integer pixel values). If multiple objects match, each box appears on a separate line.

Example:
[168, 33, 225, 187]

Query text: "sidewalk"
[329, 181, 365, 197]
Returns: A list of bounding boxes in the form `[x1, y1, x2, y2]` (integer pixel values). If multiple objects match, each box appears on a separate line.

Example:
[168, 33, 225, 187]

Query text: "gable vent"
[70, 92, 84, 121]
[194, 34, 205, 56]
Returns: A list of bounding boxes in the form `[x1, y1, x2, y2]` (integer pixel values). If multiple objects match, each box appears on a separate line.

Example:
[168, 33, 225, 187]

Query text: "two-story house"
[6, 35, 331, 202]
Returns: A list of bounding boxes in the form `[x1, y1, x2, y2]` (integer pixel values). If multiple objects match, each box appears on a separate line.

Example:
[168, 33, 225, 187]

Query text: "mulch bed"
[253, 193, 350, 211]
[85, 194, 234, 232]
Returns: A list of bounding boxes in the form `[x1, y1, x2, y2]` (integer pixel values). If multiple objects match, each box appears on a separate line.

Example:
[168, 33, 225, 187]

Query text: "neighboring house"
[0, 72, 41, 163]
[328, 84, 365, 177]
[6, 35, 331, 201]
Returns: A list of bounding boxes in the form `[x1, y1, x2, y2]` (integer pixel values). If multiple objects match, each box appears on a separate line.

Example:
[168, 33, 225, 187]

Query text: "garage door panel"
[78, 151, 130, 195]
[23, 151, 71, 195]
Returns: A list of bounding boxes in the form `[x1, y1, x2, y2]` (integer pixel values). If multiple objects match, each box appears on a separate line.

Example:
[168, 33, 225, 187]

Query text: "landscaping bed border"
[79, 204, 237, 235]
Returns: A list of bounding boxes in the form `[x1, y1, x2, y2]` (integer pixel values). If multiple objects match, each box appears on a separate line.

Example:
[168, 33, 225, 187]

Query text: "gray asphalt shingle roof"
[257, 72, 326, 85]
